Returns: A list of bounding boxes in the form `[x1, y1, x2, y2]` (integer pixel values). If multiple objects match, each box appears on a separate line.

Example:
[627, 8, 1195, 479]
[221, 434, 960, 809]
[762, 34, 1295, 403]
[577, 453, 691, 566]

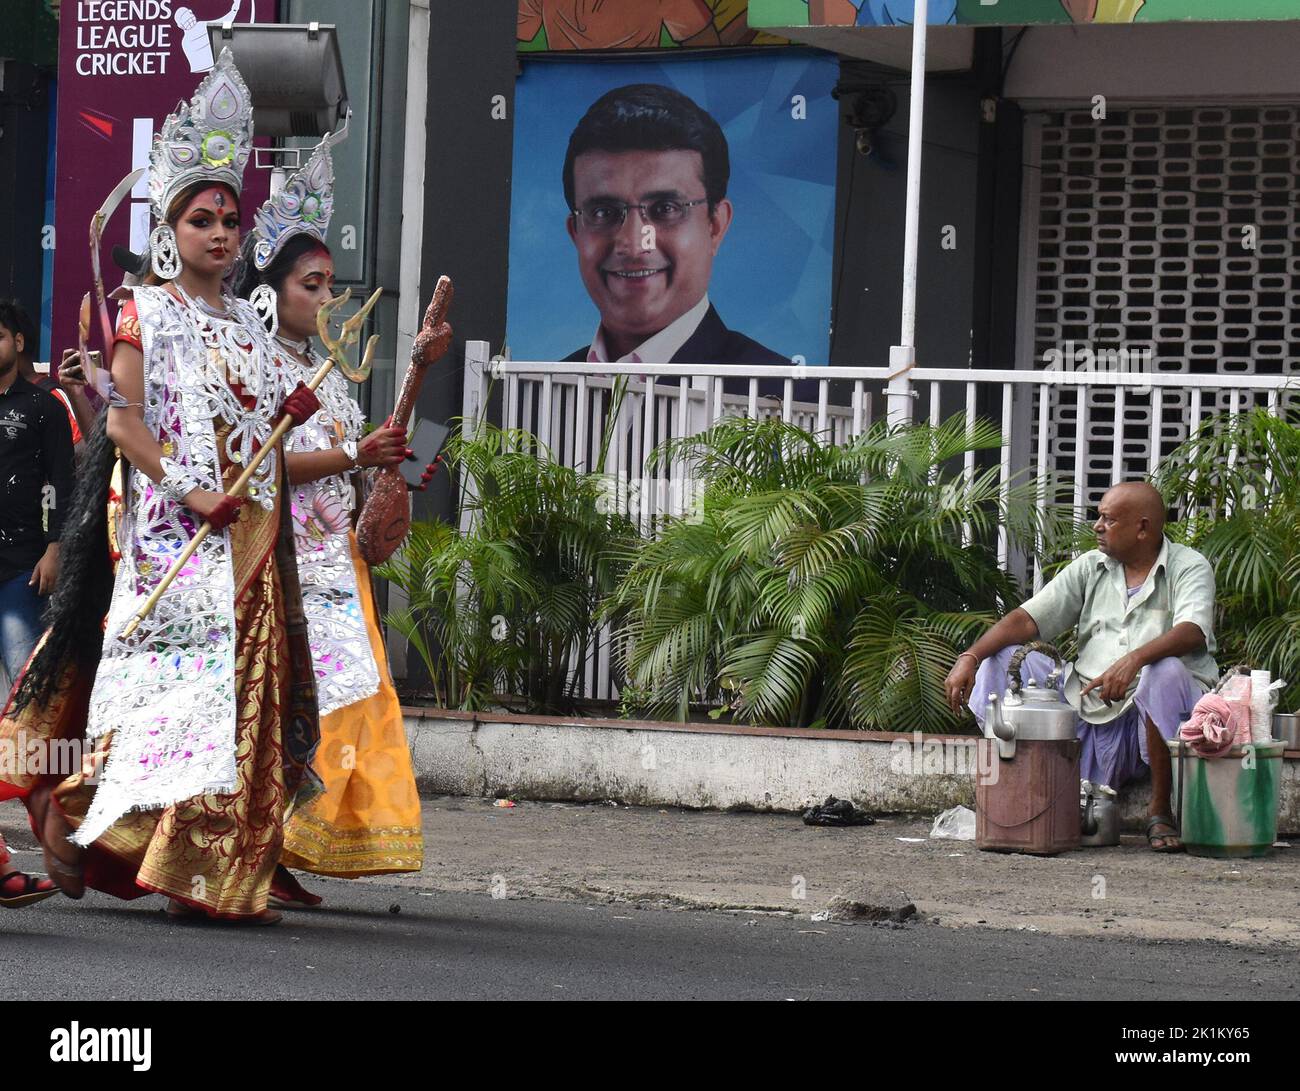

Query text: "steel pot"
[1274, 713, 1300, 751]
[1079, 781, 1121, 847]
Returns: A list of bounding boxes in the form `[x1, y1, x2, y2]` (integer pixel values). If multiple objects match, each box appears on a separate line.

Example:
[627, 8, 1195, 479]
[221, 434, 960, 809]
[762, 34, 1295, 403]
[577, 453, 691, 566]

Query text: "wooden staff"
[120, 287, 382, 640]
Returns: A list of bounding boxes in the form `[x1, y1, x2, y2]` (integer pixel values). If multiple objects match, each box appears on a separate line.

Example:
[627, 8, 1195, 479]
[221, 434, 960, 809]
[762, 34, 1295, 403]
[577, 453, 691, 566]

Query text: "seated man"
[943, 482, 1217, 853]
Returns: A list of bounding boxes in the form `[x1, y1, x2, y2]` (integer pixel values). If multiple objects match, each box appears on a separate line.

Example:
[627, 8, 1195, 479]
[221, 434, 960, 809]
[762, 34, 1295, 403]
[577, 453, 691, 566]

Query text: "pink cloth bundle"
[1178, 693, 1242, 758]
[1217, 672, 1254, 745]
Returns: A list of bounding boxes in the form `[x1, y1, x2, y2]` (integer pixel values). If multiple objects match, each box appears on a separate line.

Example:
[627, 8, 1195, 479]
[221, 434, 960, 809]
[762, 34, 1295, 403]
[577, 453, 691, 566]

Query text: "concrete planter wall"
[404, 707, 1300, 836]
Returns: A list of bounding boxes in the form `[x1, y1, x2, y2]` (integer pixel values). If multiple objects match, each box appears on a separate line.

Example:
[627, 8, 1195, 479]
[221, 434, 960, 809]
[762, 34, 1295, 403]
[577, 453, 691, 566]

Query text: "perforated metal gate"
[1019, 105, 1300, 509]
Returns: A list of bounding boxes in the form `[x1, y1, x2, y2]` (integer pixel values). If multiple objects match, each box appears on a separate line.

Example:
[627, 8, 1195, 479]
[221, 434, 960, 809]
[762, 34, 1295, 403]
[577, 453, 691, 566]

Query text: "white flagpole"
[887, 0, 928, 427]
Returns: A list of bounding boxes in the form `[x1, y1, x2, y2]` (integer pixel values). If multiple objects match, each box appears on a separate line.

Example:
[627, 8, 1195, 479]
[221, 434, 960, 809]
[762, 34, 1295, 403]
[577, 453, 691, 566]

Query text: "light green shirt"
[1021, 538, 1218, 724]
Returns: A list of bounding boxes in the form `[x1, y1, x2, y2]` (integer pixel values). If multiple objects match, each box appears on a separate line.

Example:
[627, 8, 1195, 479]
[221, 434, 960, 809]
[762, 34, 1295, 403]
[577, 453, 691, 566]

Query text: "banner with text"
[51, 0, 277, 358]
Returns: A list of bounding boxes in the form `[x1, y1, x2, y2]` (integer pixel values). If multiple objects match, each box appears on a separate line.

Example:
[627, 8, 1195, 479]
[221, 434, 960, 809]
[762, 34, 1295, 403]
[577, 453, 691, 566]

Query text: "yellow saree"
[280, 532, 423, 876]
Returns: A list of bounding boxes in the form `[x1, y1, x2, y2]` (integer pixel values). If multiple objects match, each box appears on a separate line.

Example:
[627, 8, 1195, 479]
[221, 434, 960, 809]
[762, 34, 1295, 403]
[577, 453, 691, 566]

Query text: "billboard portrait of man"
[562, 84, 788, 366]
[507, 52, 836, 367]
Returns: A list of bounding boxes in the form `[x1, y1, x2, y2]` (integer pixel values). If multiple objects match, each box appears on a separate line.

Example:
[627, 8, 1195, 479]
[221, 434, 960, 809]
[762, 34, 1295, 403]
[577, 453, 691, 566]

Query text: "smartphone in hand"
[399, 418, 450, 489]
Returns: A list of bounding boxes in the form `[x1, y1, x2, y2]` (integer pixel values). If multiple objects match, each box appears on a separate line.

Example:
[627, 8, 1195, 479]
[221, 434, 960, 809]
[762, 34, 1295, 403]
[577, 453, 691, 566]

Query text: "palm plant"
[377, 420, 640, 713]
[376, 518, 532, 709]
[1155, 407, 1300, 711]
[605, 414, 1071, 732]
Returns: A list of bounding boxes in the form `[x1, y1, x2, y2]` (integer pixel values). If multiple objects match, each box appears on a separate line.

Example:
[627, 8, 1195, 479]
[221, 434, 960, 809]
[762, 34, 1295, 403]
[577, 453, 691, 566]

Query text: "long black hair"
[11, 413, 119, 712]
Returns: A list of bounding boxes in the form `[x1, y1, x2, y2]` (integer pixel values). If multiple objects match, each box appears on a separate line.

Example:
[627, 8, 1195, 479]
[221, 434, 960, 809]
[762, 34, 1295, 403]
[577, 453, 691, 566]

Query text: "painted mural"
[750, 0, 1300, 27]
[517, 0, 789, 50]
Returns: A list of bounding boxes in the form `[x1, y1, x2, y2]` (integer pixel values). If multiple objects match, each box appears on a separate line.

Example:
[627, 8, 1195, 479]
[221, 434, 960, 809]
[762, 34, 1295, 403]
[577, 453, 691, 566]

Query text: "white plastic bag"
[930, 804, 976, 841]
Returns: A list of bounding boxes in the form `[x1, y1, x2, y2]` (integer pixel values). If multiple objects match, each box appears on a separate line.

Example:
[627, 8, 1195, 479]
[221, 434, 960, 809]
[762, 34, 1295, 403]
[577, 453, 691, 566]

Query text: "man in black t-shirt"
[5, 299, 92, 452]
[0, 299, 72, 907]
[0, 300, 74, 687]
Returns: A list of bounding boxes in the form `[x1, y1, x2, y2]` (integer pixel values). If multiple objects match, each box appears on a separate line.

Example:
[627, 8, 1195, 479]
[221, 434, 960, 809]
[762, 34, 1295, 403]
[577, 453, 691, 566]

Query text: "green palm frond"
[380, 419, 642, 713]
[612, 412, 1052, 730]
[720, 630, 824, 726]
[838, 595, 971, 732]
[1159, 406, 1300, 711]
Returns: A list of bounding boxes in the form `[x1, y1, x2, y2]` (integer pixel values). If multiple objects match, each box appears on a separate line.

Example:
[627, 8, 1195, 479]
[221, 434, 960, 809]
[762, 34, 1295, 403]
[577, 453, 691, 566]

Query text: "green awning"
[0, 0, 58, 69]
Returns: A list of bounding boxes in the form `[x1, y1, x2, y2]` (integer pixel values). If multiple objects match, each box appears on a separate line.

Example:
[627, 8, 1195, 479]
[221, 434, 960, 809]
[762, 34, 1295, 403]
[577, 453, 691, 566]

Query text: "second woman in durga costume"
[233, 129, 429, 906]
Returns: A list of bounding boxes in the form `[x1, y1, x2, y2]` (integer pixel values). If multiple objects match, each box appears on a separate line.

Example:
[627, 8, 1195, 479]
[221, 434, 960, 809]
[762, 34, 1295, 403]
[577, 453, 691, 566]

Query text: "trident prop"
[120, 287, 383, 640]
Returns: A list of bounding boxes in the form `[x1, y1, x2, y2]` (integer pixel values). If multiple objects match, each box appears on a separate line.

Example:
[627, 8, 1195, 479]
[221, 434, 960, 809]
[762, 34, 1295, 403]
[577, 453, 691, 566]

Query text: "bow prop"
[79, 168, 145, 398]
[120, 287, 384, 640]
[356, 275, 453, 565]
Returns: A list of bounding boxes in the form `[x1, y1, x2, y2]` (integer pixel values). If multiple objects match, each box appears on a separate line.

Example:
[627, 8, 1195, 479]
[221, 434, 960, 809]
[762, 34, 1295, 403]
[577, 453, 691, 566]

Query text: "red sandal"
[0, 869, 61, 909]
[269, 864, 323, 908]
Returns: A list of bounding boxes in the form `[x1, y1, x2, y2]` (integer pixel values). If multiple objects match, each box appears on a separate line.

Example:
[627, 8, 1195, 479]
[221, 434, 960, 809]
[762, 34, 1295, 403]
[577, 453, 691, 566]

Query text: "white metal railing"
[455, 340, 1298, 698]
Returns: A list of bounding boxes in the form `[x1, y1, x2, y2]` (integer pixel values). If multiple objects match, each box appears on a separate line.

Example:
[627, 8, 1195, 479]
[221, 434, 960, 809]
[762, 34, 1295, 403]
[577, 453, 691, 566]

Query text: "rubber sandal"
[164, 899, 208, 922]
[163, 899, 282, 926]
[0, 869, 61, 909]
[28, 785, 85, 898]
[270, 865, 323, 908]
[1144, 813, 1184, 853]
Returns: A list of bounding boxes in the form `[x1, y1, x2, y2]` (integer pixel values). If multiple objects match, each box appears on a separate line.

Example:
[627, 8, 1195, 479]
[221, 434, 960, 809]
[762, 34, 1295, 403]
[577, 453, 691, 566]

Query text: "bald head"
[1094, 482, 1166, 561]
[1105, 482, 1166, 530]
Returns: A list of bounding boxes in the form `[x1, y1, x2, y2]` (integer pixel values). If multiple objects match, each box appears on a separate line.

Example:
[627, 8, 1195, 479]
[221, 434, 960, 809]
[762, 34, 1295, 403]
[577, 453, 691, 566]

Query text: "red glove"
[278, 382, 321, 427]
[207, 494, 244, 530]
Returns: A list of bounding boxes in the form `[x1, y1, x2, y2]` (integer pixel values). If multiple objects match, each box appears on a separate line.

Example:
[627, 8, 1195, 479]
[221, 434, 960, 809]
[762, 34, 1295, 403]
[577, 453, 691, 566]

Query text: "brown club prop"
[356, 275, 453, 565]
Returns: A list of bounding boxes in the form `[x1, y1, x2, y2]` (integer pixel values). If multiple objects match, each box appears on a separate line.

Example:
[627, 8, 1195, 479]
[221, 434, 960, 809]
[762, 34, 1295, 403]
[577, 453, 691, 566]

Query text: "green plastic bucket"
[1168, 740, 1284, 859]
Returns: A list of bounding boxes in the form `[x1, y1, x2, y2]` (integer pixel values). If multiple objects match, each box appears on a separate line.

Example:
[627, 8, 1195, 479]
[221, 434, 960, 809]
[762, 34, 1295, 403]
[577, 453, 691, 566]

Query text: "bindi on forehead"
[184, 186, 239, 215]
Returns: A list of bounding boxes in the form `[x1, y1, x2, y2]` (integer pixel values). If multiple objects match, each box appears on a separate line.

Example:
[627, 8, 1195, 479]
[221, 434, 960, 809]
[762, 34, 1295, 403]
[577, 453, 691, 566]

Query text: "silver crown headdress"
[148, 47, 254, 222]
[250, 115, 348, 271]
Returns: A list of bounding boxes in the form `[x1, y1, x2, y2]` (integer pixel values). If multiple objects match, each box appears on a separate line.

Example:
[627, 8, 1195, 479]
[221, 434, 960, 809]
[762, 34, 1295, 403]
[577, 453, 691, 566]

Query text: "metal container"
[1169, 739, 1284, 858]
[976, 642, 1081, 856]
[1274, 713, 1300, 751]
[1079, 781, 1121, 847]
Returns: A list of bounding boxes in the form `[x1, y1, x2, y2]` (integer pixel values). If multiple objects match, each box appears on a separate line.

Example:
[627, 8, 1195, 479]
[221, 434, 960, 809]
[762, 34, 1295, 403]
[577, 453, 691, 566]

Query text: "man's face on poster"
[567, 149, 733, 346]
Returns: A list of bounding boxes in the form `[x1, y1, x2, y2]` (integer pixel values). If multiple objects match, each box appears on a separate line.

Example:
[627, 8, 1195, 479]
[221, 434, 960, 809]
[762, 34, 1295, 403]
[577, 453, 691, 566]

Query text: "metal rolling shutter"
[1021, 105, 1300, 510]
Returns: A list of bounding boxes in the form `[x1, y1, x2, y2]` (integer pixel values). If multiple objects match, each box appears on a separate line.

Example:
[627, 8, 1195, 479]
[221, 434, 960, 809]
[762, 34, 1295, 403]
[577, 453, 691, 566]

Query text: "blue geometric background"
[507, 50, 838, 365]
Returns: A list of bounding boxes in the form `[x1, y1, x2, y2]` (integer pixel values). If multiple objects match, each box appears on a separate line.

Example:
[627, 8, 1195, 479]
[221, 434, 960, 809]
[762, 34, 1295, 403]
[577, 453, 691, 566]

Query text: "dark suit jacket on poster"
[564, 303, 801, 397]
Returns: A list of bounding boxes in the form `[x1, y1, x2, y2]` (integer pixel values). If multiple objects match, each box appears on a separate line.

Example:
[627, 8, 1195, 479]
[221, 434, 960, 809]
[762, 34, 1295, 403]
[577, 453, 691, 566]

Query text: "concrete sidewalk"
[5, 795, 1299, 948]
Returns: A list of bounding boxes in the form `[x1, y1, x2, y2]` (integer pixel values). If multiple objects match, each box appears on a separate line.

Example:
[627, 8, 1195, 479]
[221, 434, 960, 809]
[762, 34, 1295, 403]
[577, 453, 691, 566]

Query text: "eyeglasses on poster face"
[571, 197, 710, 233]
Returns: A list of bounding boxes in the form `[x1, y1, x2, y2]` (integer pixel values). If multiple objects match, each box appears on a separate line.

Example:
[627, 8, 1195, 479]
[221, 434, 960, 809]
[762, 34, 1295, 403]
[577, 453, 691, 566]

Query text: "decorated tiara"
[250, 114, 348, 271]
[149, 48, 254, 221]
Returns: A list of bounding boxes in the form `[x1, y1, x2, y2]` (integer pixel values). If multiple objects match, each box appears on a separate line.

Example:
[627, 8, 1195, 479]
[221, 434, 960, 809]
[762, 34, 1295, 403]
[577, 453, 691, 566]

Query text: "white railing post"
[459, 341, 492, 536]
[462, 339, 491, 436]
[887, 348, 916, 428]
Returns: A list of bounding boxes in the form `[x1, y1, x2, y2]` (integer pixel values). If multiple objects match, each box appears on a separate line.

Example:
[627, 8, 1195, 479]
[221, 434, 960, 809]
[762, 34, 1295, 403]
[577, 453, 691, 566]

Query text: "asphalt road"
[1, 872, 1295, 1001]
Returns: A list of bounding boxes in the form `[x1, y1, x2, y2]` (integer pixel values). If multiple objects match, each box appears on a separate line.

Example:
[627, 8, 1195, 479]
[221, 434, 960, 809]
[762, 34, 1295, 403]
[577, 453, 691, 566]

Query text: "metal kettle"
[984, 642, 1078, 760]
[1080, 780, 1121, 847]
